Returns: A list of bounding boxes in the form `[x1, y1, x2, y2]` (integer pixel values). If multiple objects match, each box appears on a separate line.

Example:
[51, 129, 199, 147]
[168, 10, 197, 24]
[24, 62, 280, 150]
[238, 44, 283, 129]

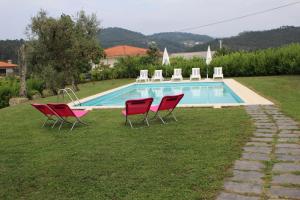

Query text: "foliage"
[26, 78, 45, 95]
[188, 26, 300, 52]
[145, 43, 161, 64]
[211, 43, 300, 77]
[0, 77, 45, 108]
[91, 56, 206, 81]
[0, 39, 24, 63]
[99, 27, 147, 49]
[98, 27, 213, 53]
[0, 86, 12, 108]
[27, 10, 103, 92]
[91, 43, 300, 81]
[0, 77, 19, 108]
[213, 47, 234, 57]
[0, 77, 19, 96]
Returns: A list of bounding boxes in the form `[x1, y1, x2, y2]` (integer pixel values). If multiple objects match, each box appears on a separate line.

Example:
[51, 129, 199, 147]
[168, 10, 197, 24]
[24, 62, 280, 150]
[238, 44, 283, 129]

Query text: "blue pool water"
[78, 82, 244, 107]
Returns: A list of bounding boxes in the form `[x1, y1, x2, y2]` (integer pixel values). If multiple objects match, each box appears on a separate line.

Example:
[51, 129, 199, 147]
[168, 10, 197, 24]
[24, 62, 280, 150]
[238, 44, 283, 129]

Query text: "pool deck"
[70, 79, 273, 110]
[224, 79, 273, 106]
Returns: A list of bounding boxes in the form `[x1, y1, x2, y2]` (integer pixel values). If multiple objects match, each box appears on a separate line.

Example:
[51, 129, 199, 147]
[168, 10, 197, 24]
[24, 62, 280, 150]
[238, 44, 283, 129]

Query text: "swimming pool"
[76, 82, 244, 107]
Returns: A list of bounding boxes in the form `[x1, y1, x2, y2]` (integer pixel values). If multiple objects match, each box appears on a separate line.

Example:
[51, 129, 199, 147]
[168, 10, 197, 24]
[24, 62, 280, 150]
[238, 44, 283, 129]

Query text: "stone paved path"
[216, 105, 300, 200]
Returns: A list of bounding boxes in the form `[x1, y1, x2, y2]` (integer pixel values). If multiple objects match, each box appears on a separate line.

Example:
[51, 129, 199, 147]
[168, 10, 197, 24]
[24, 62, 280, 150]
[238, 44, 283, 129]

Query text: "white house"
[0, 60, 18, 76]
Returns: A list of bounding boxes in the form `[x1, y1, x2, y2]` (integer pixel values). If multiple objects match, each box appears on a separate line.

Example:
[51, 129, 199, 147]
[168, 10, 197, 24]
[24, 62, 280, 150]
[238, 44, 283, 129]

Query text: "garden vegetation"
[91, 43, 300, 81]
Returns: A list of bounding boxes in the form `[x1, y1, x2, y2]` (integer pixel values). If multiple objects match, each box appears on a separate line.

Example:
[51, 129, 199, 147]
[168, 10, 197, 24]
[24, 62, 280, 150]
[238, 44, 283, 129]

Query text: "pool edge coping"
[69, 79, 273, 110]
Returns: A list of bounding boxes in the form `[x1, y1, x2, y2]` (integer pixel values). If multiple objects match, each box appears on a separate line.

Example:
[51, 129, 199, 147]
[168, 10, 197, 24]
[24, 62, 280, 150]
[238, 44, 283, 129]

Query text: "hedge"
[91, 43, 300, 81]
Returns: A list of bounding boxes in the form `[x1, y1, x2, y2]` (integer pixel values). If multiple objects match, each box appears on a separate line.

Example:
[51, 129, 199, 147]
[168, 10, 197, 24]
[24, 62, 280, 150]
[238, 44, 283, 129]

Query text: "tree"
[18, 44, 27, 97]
[27, 10, 103, 93]
[213, 47, 234, 57]
[144, 43, 161, 65]
[0, 39, 24, 63]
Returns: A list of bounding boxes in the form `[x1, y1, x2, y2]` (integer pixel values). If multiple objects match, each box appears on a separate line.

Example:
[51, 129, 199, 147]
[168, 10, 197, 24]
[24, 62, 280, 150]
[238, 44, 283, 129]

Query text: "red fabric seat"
[122, 98, 153, 128]
[31, 103, 62, 128]
[73, 110, 89, 118]
[150, 94, 184, 124]
[150, 105, 159, 112]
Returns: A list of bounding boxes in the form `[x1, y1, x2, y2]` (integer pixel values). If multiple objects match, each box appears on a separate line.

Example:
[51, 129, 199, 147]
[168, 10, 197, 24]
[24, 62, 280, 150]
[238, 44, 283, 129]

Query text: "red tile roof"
[0, 61, 18, 69]
[104, 45, 148, 58]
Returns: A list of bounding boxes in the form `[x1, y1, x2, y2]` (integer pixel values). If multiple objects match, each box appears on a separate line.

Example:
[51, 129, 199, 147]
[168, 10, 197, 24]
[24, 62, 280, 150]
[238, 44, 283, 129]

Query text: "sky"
[0, 0, 300, 39]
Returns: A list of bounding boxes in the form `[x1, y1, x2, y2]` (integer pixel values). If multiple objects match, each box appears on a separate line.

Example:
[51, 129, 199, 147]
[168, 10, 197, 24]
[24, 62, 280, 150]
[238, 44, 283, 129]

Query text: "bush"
[211, 43, 300, 77]
[0, 77, 46, 109]
[91, 44, 300, 81]
[0, 77, 19, 108]
[27, 78, 45, 96]
[0, 86, 13, 108]
[27, 89, 40, 99]
[91, 56, 206, 81]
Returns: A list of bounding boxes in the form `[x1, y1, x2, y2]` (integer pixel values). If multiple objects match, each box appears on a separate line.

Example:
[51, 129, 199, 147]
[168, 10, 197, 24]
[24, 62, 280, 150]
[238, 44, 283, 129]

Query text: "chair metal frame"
[152, 107, 178, 124]
[31, 104, 63, 128]
[47, 104, 89, 131]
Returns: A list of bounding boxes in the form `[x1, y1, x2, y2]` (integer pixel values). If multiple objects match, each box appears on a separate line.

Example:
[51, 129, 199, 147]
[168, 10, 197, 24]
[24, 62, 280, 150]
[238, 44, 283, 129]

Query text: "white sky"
[0, 0, 300, 39]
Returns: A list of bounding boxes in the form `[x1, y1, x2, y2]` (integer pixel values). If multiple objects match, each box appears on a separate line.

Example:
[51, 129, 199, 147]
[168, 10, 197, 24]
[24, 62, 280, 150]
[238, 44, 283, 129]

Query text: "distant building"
[100, 45, 148, 67]
[170, 51, 216, 59]
[0, 60, 18, 76]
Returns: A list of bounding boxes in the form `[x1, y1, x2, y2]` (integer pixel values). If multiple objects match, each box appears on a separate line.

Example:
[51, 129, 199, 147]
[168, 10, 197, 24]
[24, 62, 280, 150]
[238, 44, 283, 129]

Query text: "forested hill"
[187, 26, 300, 51]
[0, 39, 24, 63]
[2, 26, 300, 63]
[98, 27, 213, 53]
[99, 28, 147, 49]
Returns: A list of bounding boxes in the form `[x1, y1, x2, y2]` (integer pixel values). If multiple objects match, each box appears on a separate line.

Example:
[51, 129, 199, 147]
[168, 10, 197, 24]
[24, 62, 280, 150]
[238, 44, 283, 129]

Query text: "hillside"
[2, 26, 300, 63]
[188, 26, 300, 51]
[99, 28, 148, 49]
[0, 39, 24, 63]
[98, 27, 213, 52]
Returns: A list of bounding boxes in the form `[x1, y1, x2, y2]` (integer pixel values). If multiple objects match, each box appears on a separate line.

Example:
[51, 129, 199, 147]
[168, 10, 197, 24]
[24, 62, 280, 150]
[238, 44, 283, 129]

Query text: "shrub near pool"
[91, 43, 300, 81]
[0, 77, 45, 108]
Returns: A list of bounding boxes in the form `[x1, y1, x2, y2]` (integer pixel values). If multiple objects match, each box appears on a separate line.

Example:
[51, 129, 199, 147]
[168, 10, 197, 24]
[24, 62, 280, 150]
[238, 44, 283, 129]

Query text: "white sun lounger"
[136, 70, 150, 82]
[171, 68, 183, 81]
[213, 67, 224, 80]
[151, 70, 164, 81]
[190, 68, 201, 80]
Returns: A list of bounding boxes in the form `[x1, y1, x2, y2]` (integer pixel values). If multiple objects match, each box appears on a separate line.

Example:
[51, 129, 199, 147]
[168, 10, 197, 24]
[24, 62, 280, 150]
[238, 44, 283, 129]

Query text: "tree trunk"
[71, 76, 79, 91]
[18, 44, 27, 97]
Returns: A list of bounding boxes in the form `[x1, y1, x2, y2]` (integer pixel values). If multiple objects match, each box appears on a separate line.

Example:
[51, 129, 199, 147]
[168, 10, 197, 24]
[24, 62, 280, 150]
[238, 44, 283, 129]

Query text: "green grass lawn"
[236, 76, 300, 122]
[0, 79, 253, 200]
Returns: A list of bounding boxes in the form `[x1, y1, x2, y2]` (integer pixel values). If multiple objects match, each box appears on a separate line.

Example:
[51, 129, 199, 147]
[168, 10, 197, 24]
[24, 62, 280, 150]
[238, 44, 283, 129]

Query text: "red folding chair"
[150, 94, 184, 124]
[122, 98, 153, 128]
[47, 104, 89, 131]
[31, 103, 62, 128]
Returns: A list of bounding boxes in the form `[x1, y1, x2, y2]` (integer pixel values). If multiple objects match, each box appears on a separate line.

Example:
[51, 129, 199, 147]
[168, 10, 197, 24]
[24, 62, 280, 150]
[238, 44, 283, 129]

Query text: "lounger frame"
[151, 94, 184, 124]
